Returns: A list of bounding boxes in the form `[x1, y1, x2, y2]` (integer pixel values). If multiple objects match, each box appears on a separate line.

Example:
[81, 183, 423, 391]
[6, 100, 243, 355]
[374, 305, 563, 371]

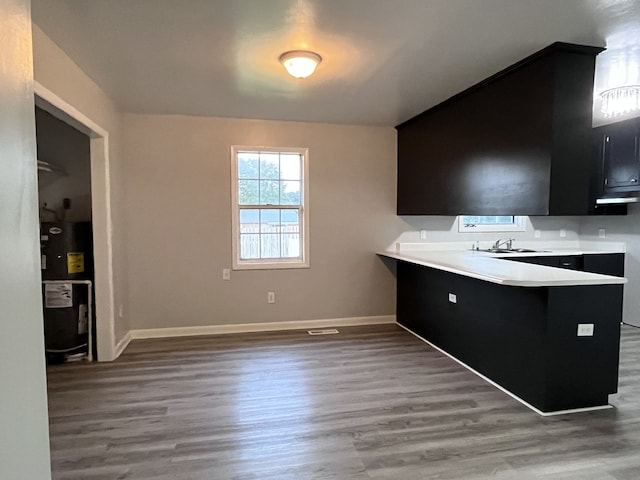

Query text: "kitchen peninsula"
[380, 242, 627, 415]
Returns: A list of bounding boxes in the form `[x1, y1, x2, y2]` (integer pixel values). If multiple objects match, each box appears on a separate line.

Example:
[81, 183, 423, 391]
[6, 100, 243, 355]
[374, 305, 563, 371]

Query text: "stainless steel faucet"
[493, 238, 515, 250]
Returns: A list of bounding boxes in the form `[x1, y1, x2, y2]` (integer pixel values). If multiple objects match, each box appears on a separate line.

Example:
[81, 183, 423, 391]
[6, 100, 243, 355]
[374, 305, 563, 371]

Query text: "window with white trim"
[458, 215, 527, 233]
[231, 146, 309, 269]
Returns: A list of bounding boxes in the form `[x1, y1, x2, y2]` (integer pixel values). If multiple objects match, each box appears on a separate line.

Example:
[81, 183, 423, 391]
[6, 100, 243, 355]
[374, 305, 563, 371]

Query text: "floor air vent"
[308, 329, 339, 335]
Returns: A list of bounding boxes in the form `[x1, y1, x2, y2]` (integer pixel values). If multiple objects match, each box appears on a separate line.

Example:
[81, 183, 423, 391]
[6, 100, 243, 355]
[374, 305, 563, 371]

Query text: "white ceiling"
[31, 0, 640, 127]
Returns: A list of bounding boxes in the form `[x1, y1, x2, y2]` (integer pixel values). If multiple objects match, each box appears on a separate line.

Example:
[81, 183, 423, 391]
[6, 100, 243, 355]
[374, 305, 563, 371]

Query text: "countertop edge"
[378, 251, 628, 287]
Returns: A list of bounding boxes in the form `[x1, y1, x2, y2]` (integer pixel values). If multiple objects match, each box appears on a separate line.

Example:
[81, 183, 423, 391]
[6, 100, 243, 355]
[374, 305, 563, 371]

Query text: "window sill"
[232, 260, 310, 271]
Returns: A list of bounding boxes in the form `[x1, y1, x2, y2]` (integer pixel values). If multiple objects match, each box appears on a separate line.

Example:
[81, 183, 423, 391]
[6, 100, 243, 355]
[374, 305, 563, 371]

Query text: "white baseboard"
[114, 331, 132, 358]
[127, 315, 396, 341]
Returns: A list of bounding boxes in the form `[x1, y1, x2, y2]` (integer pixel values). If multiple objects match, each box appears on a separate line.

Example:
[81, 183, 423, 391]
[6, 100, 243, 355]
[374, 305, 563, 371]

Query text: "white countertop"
[378, 241, 627, 287]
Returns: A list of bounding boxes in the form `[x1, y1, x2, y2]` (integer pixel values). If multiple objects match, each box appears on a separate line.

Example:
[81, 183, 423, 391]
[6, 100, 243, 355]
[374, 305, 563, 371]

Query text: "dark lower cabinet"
[506, 253, 624, 277]
[583, 253, 625, 277]
[397, 261, 623, 412]
[508, 255, 583, 270]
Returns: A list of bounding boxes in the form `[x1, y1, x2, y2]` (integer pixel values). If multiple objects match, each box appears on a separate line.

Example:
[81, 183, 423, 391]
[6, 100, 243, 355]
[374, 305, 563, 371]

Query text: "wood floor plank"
[47, 324, 640, 479]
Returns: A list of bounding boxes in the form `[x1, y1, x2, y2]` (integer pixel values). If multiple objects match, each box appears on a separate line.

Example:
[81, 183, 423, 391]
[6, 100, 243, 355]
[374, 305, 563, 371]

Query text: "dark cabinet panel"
[582, 253, 625, 277]
[546, 286, 623, 401]
[396, 260, 623, 412]
[397, 56, 553, 215]
[604, 129, 640, 188]
[506, 253, 624, 277]
[397, 42, 603, 216]
[507, 255, 583, 271]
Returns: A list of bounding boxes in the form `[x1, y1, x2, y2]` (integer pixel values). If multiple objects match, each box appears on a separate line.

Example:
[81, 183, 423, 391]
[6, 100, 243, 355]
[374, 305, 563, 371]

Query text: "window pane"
[281, 210, 300, 258]
[260, 180, 280, 204]
[238, 153, 259, 179]
[461, 215, 515, 225]
[280, 154, 301, 180]
[280, 181, 301, 205]
[261, 234, 281, 258]
[240, 234, 260, 259]
[260, 209, 280, 233]
[458, 215, 526, 233]
[239, 209, 259, 234]
[282, 233, 300, 258]
[239, 209, 259, 223]
[259, 153, 280, 179]
[238, 180, 259, 205]
[281, 209, 299, 224]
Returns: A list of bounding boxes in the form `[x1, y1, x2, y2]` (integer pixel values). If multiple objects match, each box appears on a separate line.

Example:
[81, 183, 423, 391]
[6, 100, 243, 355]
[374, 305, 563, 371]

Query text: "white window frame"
[231, 145, 310, 270]
[457, 215, 527, 233]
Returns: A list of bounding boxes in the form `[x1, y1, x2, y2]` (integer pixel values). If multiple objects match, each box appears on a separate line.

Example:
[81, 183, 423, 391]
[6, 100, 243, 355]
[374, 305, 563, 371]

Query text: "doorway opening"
[37, 106, 94, 363]
[35, 82, 117, 361]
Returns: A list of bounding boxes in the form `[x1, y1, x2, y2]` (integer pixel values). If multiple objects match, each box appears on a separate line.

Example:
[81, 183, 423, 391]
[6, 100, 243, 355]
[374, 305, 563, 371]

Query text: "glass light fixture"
[601, 85, 640, 118]
[279, 50, 322, 79]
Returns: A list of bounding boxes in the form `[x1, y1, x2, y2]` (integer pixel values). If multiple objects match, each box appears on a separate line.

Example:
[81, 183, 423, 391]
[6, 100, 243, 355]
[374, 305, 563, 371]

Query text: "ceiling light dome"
[279, 50, 322, 79]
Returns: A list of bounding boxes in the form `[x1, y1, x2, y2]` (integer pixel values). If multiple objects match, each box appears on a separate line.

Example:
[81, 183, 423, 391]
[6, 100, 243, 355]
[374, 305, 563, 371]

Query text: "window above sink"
[458, 215, 527, 233]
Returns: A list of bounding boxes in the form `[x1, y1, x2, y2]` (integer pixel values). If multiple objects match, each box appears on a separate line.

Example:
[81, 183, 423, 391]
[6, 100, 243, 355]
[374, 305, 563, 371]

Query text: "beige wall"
[0, 0, 51, 477]
[123, 114, 403, 330]
[32, 24, 130, 344]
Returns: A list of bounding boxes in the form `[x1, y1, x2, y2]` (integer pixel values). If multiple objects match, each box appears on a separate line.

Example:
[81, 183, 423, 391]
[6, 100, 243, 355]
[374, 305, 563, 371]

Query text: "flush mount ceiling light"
[601, 85, 640, 118]
[279, 50, 322, 79]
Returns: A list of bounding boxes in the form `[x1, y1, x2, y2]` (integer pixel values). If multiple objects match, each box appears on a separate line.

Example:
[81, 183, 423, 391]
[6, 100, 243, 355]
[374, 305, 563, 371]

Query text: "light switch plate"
[420, 230, 427, 240]
[598, 228, 606, 239]
[448, 293, 457, 304]
[534, 230, 541, 239]
[577, 323, 594, 337]
[560, 229, 566, 238]
[222, 268, 231, 280]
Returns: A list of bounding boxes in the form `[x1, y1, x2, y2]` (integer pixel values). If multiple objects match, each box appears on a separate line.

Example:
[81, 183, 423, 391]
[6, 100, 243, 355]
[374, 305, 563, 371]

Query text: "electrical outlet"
[118, 304, 124, 318]
[577, 323, 594, 337]
[222, 268, 231, 280]
[534, 230, 541, 239]
[598, 228, 606, 239]
[420, 230, 427, 240]
[560, 229, 566, 238]
[448, 293, 457, 304]
[267, 292, 275, 304]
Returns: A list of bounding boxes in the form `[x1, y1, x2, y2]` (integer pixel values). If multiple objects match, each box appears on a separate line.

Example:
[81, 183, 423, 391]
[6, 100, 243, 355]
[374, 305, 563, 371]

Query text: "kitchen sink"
[477, 248, 546, 254]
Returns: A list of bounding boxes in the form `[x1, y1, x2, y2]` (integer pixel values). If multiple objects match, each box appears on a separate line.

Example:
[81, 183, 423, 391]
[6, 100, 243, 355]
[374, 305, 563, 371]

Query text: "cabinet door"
[602, 120, 640, 191]
[582, 253, 625, 277]
[396, 55, 554, 216]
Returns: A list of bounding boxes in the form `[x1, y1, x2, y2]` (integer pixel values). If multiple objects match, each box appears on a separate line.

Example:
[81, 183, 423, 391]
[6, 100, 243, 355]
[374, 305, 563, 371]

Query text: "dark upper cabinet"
[397, 42, 603, 216]
[594, 117, 640, 199]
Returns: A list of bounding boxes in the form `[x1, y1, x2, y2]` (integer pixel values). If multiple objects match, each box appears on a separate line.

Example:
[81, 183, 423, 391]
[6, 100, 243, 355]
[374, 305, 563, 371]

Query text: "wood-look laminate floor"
[47, 324, 640, 480]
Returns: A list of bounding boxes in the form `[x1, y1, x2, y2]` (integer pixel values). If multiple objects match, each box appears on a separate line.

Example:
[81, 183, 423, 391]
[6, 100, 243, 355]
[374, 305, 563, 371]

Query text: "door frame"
[34, 82, 117, 361]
